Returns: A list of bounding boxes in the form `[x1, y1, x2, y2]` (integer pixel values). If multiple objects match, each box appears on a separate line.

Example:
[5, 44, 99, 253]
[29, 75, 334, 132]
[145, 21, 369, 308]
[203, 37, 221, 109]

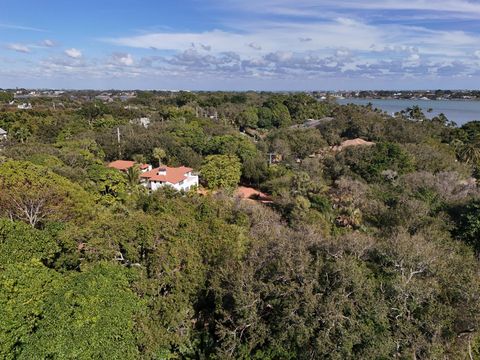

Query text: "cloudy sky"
[2, 0, 480, 90]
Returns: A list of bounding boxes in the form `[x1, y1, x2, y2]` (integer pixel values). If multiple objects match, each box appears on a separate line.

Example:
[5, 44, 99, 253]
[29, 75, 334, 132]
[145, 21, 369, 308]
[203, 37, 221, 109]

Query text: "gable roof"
[331, 138, 376, 152]
[0, 128, 6, 135]
[341, 138, 375, 147]
[140, 166, 193, 184]
[108, 160, 149, 171]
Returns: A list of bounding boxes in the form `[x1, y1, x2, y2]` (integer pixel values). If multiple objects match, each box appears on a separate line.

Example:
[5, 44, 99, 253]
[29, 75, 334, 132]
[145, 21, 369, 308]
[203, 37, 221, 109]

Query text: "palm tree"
[126, 165, 140, 187]
[452, 140, 480, 164]
[458, 144, 480, 165]
[14, 126, 31, 143]
[405, 105, 425, 121]
[153, 147, 166, 167]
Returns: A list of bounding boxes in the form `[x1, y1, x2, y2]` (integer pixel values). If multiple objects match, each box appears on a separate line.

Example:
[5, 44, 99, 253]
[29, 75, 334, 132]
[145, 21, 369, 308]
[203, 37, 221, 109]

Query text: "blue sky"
[3, 0, 480, 90]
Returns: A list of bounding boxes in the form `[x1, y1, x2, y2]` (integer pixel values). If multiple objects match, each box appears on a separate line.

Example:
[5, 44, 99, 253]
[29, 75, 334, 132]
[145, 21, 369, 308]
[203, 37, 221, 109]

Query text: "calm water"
[337, 98, 480, 126]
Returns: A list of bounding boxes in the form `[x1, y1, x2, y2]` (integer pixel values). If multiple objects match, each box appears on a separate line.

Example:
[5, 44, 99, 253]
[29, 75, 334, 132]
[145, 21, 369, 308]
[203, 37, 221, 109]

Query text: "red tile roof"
[235, 186, 273, 203]
[108, 160, 149, 171]
[140, 166, 193, 184]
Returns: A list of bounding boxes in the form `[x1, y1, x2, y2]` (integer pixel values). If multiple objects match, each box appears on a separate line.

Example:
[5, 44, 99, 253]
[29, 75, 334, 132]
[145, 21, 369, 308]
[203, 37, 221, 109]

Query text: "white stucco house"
[107, 160, 199, 192]
[140, 166, 199, 192]
[0, 128, 7, 140]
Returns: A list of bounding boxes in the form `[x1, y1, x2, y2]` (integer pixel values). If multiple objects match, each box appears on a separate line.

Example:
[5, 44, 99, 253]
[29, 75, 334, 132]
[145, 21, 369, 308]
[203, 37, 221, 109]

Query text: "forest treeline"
[1, 91, 480, 359]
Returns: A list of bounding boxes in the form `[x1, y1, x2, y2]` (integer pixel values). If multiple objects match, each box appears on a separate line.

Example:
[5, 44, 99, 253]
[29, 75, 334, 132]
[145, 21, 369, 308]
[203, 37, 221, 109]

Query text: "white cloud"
[107, 30, 250, 54]
[41, 39, 55, 47]
[105, 19, 382, 56]
[409, 53, 420, 61]
[65, 48, 82, 59]
[106, 16, 480, 62]
[101, 13, 480, 82]
[248, 42, 262, 50]
[0, 23, 47, 32]
[7, 43, 30, 53]
[335, 49, 351, 58]
[111, 52, 134, 66]
[7, 0, 480, 87]
[216, 0, 480, 19]
[335, 0, 480, 16]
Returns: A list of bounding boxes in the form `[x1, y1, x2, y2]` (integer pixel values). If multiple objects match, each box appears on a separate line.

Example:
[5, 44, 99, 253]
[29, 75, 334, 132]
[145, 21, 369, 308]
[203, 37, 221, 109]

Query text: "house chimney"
[158, 167, 167, 175]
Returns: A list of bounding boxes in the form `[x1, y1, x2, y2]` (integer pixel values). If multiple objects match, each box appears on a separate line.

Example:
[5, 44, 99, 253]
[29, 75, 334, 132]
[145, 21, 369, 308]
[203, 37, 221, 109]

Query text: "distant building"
[95, 93, 113, 102]
[331, 138, 376, 152]
[108, 160, 152, 173]
[290, 117, 334, 129]
[130, 117, 150, 128]
[140, 166, 198, 192]
[118, 92, 136, 101]
[17, 103, 32, 110]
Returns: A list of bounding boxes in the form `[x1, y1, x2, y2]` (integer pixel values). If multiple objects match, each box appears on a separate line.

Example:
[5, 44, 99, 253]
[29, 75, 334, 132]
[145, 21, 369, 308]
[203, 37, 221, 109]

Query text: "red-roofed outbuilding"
[108, 160, 151, 173]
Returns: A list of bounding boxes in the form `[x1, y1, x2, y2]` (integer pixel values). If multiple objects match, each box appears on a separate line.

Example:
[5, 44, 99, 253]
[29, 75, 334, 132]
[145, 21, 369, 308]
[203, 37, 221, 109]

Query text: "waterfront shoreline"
[337, 98, 480, 125]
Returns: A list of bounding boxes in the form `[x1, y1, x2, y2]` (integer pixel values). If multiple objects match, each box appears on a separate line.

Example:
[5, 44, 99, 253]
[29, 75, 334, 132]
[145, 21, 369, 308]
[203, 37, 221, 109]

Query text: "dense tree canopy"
[0, 160, 95, 227]
[19, 263, 143, 360]
[1, 90, 480, 358]
[201, 154, 242, 190]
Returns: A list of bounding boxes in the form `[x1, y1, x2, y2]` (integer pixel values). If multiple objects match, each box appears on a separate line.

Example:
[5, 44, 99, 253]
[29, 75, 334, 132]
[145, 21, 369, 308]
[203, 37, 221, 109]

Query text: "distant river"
[337, 98, 480, 126]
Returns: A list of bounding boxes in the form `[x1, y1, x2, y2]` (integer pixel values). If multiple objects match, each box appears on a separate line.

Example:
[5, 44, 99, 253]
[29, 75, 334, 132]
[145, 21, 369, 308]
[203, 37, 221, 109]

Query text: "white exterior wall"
[148, 181, 163, 192]
[147, 174, 199, 192]
[174, 174, 199, 191]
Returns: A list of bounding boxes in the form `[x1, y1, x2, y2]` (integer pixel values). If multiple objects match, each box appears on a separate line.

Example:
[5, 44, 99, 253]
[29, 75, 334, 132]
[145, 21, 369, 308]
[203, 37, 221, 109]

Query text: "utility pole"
[268, 153, 275, 166]
[117, 127, 121, 158]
